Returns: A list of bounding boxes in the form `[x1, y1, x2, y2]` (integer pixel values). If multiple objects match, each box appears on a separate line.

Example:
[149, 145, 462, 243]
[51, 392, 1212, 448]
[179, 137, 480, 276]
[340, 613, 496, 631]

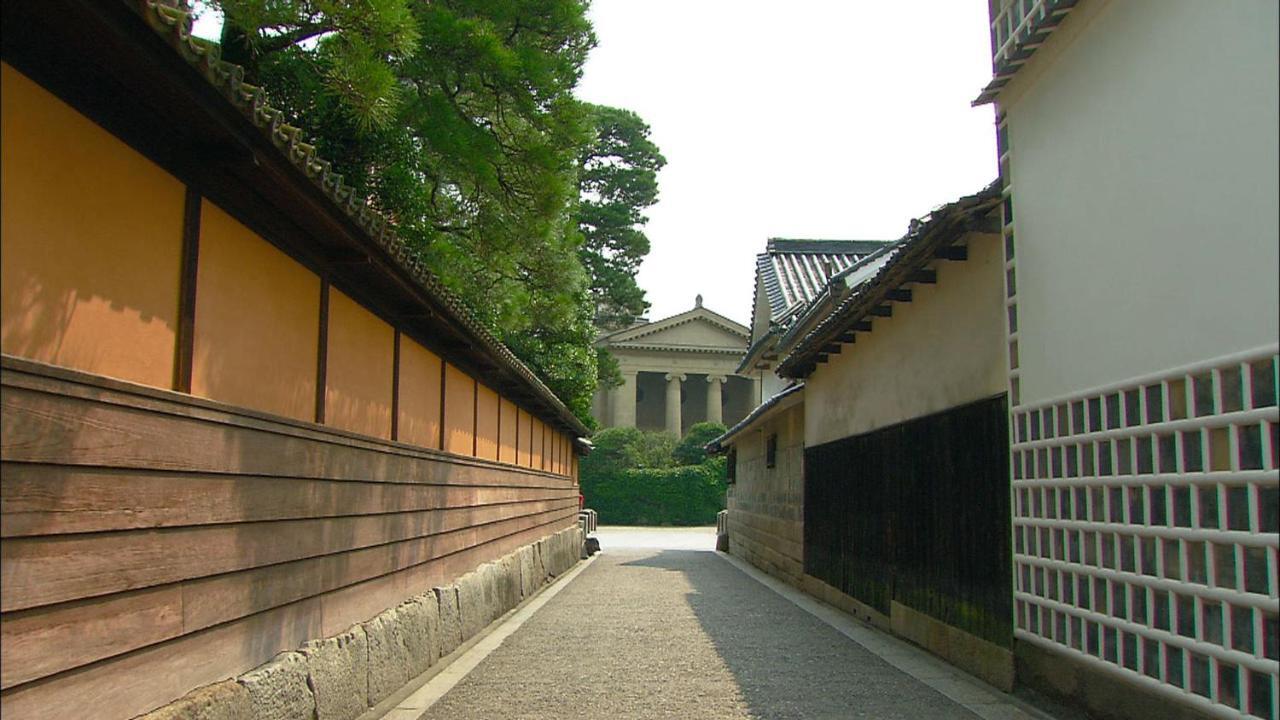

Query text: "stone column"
[609, 371, 637, 428]
[706, 375, 726, 425]
[664, 373, 685, 435]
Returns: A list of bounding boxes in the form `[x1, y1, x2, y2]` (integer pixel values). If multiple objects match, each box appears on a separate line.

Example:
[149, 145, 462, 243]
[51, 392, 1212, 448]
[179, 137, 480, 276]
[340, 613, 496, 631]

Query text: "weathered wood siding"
[0, 358, 579, 720]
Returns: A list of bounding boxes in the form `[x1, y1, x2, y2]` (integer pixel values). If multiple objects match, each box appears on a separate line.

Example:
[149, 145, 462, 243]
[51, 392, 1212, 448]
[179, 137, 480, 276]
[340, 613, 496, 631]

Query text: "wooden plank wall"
[0, 357, 580, 720]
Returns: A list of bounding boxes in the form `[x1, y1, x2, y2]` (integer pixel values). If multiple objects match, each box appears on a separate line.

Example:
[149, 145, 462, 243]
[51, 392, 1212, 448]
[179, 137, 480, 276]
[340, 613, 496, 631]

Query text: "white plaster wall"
[1003, 0, 1279, 404]
[759, 370, 788, 406]
[805, 233, 1007, 447]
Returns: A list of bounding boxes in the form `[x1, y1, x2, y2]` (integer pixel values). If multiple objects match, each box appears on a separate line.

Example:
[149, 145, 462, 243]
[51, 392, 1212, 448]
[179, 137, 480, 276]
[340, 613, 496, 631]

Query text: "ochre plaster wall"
[0, 62, 183, 389]
[443, 364, 476, 456]
[804, 233, 1007, 447]
[325, 289, 394, 439]
[516, 408, 531, 466]
[498, 397, 518, 464]
[397, 336, 442, 449]
[475, 383, 499, 461]
[531, 417, 545, 470]
[192, 201, 319, 421]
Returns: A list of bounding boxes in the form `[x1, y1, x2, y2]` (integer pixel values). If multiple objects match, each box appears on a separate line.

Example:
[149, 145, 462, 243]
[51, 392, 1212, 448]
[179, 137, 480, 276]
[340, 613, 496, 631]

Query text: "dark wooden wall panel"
[804, 394, 1012, 646]
[0, 357, 578, 715]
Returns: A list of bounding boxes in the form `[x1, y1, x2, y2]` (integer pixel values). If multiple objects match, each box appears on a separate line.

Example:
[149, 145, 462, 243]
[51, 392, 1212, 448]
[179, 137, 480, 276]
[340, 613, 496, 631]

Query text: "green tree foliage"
[577, 104, 667, 331]
[207, 0, 613, 425]
[580, 424, 727, 525]
[672, 422, 727, 466]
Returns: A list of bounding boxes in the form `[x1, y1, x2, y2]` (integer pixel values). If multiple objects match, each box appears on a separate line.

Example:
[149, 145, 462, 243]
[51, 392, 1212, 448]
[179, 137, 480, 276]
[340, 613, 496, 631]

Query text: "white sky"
[194, 3, 998, 328]
[576, 1, 998, 325]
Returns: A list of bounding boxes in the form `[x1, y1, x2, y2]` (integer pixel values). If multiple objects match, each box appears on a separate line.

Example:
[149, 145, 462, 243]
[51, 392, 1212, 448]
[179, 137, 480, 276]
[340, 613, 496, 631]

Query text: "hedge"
[581, 459, 727, 526]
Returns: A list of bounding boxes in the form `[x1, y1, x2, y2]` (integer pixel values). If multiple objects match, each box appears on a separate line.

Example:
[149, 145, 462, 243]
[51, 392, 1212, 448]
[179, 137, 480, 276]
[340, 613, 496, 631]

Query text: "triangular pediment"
[601, 306, 748, 351]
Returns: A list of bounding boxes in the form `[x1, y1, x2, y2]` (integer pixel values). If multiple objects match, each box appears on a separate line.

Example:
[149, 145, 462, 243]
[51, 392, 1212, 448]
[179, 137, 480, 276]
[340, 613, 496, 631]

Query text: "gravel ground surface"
[426, 543, 983, 719]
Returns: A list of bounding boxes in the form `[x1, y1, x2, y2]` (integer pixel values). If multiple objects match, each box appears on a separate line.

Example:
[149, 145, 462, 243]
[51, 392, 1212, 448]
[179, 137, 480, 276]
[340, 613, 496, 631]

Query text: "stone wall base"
[1015, 637, 1216, 720]
[139, 526, 583, 720]
[890, 601, 1013, 692]
[798, 573, 891, 633]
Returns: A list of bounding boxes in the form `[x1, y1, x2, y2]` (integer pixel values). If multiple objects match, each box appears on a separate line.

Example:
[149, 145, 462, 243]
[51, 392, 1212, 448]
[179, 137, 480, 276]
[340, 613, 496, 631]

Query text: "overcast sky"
[576, 1, 998, 325]
[195, 3, 998, 327]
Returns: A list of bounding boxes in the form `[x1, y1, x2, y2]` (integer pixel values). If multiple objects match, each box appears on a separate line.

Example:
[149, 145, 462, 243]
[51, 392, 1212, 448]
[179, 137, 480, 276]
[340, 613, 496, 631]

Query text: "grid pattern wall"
[1010, 347, 1280, 720]
[989, 0, 1076, 74]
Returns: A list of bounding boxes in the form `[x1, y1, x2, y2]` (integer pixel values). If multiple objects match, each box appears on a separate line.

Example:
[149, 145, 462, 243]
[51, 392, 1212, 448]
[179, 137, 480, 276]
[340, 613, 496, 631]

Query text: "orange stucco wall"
[443, 364, 476, 456]
[191, 201, 319, 421]
[1, 62, 183, 389]
[398, 336, 442, 449]
[475, 383, 499, 461]
[498, 398, 518, 464]
[531, 417, 545, 470]
[550, 430, 560, 475]
[516, 407, 530, 466]
[325, 289, 394, 439]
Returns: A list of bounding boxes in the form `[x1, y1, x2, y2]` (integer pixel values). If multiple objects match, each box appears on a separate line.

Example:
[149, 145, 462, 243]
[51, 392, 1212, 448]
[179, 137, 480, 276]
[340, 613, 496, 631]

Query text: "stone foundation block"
[236, 652, 315, 720]
[499, 553, 522, 610]
[300, 625, 368, 720]
[398, 594, 441, 678]
[434, 585, 462, 656]
[533, 538, 549, 582]
[456, 567, 489, 642]
[537, 536, 555, 578]
[363, 606, 411, 705]
[518, 545, 538, 598]
[137, 680, 250, 720]
[480, 561, 503, 622]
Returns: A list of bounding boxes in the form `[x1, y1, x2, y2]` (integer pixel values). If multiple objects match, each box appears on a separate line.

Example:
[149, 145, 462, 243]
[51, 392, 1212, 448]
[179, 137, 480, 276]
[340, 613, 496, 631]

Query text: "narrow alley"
[386, 528, 1057, 720]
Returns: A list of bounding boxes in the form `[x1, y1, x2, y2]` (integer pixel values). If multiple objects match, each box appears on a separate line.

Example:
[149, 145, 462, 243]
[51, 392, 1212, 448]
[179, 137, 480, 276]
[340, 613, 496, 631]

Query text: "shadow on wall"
[618, 550, 981, 720]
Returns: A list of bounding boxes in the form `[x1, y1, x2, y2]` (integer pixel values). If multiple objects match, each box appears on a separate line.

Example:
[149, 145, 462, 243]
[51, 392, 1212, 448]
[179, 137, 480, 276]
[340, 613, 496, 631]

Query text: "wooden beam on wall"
[390, 331, 400, 441]
[871, 306, 892, 317]
[821, 344, 841, 355]
[909, 270, 937, 284]
[314, 279, 330, 424]
[852, 320, 872, 332]
[934, 246, 968, 261]
[174, 186, 201, 393]
[886, 289, 913, 302]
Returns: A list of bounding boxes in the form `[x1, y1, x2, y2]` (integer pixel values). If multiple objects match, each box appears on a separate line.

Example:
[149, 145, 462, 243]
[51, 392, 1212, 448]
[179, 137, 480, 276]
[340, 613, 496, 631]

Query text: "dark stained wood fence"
[0, 356, 579, 720]
[804, 394, 1013, 646]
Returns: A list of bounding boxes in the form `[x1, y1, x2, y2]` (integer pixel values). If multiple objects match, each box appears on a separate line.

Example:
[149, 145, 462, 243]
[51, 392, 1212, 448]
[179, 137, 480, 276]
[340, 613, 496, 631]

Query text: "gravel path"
[425, 545, 983, 719]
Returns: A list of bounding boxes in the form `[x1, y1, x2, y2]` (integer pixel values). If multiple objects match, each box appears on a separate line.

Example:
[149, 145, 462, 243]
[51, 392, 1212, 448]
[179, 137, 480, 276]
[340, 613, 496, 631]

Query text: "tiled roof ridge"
[766, 238, 892, 254]
[134, 0, 587, 435]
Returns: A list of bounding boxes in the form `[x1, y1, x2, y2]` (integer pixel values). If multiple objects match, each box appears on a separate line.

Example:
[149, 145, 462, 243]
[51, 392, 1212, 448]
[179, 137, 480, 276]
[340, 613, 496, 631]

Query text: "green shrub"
[581, 461, 727, 526]
[673, 422, 728, 465]
[580, 424, 728, 525]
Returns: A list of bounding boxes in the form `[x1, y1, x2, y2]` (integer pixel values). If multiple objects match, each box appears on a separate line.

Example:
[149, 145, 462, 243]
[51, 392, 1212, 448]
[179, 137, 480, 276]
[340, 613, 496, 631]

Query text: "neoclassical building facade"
[593, 298, 755, 435]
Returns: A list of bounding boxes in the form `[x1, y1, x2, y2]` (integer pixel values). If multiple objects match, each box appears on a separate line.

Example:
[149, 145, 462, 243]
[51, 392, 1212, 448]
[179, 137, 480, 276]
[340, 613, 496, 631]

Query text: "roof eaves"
[777, 183, 1002, 378]
[705, 383, 805, 453]
[973, 0, 1079, 106]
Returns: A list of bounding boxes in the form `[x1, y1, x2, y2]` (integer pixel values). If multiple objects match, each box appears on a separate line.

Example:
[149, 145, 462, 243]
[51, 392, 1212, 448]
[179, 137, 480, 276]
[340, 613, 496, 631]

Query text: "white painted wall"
[805, 232, 1007, 447]
[1003, 0, 1279, 404]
